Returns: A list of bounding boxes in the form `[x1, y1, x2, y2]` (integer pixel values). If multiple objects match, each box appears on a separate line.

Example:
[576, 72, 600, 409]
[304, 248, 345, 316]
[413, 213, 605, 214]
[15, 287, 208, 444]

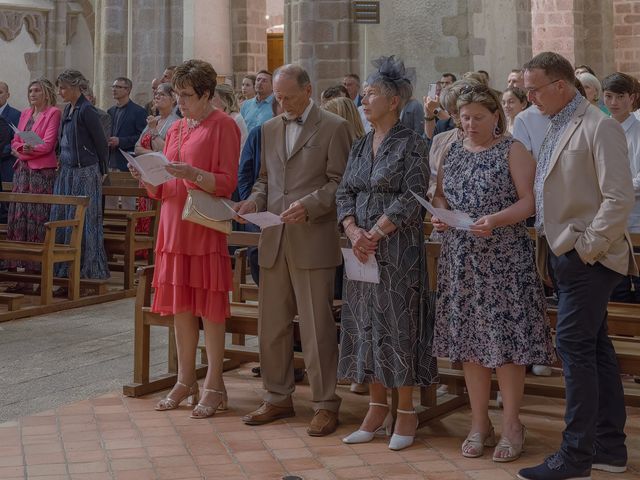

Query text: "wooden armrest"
[45, 219, 80, 230]
[234, 247, 248, 259]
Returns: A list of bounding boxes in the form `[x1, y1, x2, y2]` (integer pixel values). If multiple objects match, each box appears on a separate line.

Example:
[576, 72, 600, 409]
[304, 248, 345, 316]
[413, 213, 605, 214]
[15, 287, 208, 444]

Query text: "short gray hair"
[273, 64, 310, 88]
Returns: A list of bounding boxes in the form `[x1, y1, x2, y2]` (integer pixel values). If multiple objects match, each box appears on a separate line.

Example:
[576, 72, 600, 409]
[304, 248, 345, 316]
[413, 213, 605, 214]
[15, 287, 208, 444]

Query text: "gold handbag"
[182, 189, 234, 234]
[176, 120, 234, 234]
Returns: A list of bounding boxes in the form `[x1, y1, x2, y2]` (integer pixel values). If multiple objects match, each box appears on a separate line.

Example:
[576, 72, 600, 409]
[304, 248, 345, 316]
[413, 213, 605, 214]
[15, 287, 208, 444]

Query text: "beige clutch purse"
[181, 189, 235, 235]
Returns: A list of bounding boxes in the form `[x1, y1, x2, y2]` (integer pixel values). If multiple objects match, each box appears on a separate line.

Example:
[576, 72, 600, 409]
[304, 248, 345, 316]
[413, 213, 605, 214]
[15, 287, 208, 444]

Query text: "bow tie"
[283, 116, 304, 125]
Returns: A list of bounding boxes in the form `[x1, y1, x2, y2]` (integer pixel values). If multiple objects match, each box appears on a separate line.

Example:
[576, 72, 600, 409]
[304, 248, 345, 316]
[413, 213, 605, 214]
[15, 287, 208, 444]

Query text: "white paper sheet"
[238, 211, 283, 229]
[341, 248, 380, 284]
[410, 190, 474, 230]
[120, 149, 175, 186]
[9, 123, 44, 146]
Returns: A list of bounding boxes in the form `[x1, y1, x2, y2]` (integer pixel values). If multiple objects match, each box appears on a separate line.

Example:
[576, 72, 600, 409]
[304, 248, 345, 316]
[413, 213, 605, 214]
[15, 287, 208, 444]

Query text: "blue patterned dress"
[336, 123, 438, 388]
[433, 136, 555, 367]
[49, 108, 110, 279]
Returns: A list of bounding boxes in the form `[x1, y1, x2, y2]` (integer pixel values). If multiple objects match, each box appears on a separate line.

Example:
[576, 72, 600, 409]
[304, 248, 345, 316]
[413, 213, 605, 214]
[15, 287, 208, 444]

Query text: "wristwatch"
[195, 172, 204, 183]
[433, 107, 441, 116]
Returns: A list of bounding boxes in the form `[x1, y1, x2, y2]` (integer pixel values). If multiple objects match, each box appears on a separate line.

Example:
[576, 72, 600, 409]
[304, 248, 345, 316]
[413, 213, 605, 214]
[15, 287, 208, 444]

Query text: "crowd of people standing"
[1, 48, 639, 480]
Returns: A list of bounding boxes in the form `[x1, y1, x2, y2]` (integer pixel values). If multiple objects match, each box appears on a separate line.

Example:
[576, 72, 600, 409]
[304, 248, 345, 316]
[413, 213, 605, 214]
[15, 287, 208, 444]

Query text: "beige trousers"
[257, 231, 341, 413]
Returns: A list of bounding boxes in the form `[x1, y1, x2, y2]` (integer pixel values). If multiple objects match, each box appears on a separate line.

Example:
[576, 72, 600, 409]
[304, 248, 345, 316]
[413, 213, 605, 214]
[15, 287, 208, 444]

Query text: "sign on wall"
[352, 1, 380, 24]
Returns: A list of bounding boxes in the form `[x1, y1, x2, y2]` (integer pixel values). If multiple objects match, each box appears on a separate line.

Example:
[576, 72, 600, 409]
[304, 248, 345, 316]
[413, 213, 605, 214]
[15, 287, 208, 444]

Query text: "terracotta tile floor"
[1, 364, 638, 480]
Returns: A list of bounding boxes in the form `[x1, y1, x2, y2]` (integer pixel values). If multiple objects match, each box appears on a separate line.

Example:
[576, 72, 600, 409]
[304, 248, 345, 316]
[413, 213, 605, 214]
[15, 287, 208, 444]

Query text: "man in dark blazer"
[107, 77, 147, 171]
[0, 81, 21, 223]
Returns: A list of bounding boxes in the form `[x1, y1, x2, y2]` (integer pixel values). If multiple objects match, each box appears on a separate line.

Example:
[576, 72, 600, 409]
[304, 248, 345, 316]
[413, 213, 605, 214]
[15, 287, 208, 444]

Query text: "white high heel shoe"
[343, 402, 393, 444]
[388, 409, 418, 451]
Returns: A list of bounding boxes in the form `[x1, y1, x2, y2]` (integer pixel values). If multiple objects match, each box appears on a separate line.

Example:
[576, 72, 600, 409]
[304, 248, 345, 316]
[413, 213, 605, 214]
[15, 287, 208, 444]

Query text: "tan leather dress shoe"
[241, 402, 295, 425]
[307, 409, 338, 436]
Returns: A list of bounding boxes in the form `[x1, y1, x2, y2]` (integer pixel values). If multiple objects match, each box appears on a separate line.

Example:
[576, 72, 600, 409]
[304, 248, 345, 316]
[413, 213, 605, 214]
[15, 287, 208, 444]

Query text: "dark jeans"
[549, 248, 627, 468]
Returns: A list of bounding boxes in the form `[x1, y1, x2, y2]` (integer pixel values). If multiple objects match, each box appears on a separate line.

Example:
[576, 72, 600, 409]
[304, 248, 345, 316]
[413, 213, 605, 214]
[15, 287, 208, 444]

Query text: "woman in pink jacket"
[7, 78, 61, 292]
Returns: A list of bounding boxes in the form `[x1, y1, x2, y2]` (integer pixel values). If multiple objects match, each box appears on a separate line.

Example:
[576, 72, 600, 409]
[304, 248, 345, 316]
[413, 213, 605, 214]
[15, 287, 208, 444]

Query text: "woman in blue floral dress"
[432, 85, 554, 463]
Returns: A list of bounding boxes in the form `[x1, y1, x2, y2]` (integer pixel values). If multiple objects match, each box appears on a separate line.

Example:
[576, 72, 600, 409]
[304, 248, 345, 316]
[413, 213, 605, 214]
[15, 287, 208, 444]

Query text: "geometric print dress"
[433, 136, 555, 368]
[336, 123, 438, 388]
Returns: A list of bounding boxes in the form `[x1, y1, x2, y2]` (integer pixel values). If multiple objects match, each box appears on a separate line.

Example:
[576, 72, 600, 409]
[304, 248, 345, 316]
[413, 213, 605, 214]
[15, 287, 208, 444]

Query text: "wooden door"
[267, 33, 284, 73]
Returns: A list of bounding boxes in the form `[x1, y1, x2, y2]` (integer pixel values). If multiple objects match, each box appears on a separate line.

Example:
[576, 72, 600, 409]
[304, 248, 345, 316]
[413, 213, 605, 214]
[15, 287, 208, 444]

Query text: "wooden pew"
[0, 193, 88, 305]
[102, 172, 160, 290]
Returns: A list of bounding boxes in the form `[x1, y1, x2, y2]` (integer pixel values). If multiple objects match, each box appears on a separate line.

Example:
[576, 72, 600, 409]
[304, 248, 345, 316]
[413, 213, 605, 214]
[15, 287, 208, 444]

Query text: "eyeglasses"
[153, 92, 171, 99]
[525, 79, 561, 96]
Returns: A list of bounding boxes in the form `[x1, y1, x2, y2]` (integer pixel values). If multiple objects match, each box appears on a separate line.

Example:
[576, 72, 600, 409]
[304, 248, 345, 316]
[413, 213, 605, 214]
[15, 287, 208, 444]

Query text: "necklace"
[186, 107, 214, 132]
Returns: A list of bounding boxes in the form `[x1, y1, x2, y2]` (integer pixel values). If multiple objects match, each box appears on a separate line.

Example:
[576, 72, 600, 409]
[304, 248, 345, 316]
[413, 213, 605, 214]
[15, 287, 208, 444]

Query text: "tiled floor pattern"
[1, 364, 638, 480]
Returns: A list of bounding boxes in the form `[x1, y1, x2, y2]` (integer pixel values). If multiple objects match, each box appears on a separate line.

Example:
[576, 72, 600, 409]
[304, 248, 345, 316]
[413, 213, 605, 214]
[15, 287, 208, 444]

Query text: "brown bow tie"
[283, 116, 304, 125]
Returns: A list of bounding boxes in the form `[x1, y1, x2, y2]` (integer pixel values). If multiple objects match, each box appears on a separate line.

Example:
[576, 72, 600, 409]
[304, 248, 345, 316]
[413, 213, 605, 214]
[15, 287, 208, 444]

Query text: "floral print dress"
[433, 136, 555, 368]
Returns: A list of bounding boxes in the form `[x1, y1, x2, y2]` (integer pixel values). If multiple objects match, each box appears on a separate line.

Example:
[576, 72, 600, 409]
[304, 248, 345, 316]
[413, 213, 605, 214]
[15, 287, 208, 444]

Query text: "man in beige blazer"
[518, 52, 636, 480]
[235, 64, 352, 436]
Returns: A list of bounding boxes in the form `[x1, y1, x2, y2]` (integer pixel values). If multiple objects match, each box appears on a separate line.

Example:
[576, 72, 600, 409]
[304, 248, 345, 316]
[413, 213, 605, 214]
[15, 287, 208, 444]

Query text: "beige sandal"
[462, 425, 497, 458]
[154, 381, 199, 411]
[492, 425, 526, 462]
[190, 388, 228, 419]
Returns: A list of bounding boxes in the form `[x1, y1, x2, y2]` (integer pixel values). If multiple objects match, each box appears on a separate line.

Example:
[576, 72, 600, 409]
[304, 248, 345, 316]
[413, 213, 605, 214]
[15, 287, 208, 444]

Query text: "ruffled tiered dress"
[150, 110, 240, 322]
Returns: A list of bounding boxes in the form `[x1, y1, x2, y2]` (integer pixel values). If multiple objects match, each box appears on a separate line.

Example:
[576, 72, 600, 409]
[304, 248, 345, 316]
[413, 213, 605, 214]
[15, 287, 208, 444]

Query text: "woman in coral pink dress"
[130, 60, 240, 418]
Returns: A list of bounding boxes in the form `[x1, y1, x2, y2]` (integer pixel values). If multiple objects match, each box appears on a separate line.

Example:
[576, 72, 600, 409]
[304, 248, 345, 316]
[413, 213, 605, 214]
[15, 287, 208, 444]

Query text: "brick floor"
[1, 364, 638, 480]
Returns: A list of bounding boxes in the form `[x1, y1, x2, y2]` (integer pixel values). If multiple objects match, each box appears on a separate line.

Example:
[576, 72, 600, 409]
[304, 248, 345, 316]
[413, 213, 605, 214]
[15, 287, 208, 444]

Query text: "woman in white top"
[602, 72, 640, 232]
[213, 83, 248, 155]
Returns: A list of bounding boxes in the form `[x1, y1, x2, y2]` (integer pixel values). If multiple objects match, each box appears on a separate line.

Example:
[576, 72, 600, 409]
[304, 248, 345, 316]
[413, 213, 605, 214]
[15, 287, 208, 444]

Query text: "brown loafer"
[307, 409, 339, 436]
[242, 402, 295, 425]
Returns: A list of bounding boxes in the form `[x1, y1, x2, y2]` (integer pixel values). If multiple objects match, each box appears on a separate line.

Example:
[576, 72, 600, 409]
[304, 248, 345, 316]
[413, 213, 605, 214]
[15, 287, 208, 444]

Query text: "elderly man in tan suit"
[518, 53, 636, 480]
[235, 64, 352, 436]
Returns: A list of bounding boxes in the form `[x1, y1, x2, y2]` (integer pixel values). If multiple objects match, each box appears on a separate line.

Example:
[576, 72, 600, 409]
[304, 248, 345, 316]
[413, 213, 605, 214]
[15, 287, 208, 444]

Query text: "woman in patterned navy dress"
[432, 85, 554, 462]
[336, 56, 437, 451]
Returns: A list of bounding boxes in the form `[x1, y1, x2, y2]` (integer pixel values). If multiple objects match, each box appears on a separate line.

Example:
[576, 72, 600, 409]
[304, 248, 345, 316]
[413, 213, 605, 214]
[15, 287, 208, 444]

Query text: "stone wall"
[613, 0, 640, 78]
[285, 0, 358, 100]
[230, 0, 268, 87]
[531, 0, 614, 76]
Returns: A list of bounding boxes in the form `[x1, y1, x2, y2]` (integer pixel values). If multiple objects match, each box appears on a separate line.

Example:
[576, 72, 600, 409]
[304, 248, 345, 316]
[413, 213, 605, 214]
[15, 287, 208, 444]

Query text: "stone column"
[93, 0, 128, 107]
[285, 0, 357, 100]
[230, 0, 268, 87]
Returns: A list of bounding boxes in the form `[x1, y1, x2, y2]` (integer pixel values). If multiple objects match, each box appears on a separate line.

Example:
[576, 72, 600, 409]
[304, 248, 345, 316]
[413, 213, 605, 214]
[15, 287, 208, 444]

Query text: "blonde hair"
[214, 83, 240, 114]
[323, 97, 365, 139]
[28, 78, 57, 107]
[457, 85, 507, 136]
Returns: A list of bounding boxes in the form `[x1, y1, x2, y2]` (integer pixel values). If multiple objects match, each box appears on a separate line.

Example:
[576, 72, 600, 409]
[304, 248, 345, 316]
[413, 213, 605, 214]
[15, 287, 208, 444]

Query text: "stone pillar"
[532, 0, 582, 62]
[94, 0, 183, 108]
[44, 0, 67, 81]
[285, 0, 357, 100]
[93, 0, 128, 107]
[470, 0, 533, 88]
[230, 0, 268, 87]
[613, 0, 640, 78]
[532, 0, 615, 75]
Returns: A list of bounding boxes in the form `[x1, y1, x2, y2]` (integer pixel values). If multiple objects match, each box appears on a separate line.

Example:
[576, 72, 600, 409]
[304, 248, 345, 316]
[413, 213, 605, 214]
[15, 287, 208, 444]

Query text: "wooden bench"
[0, 193, 88, 305]
[102, 172, 160, 290]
